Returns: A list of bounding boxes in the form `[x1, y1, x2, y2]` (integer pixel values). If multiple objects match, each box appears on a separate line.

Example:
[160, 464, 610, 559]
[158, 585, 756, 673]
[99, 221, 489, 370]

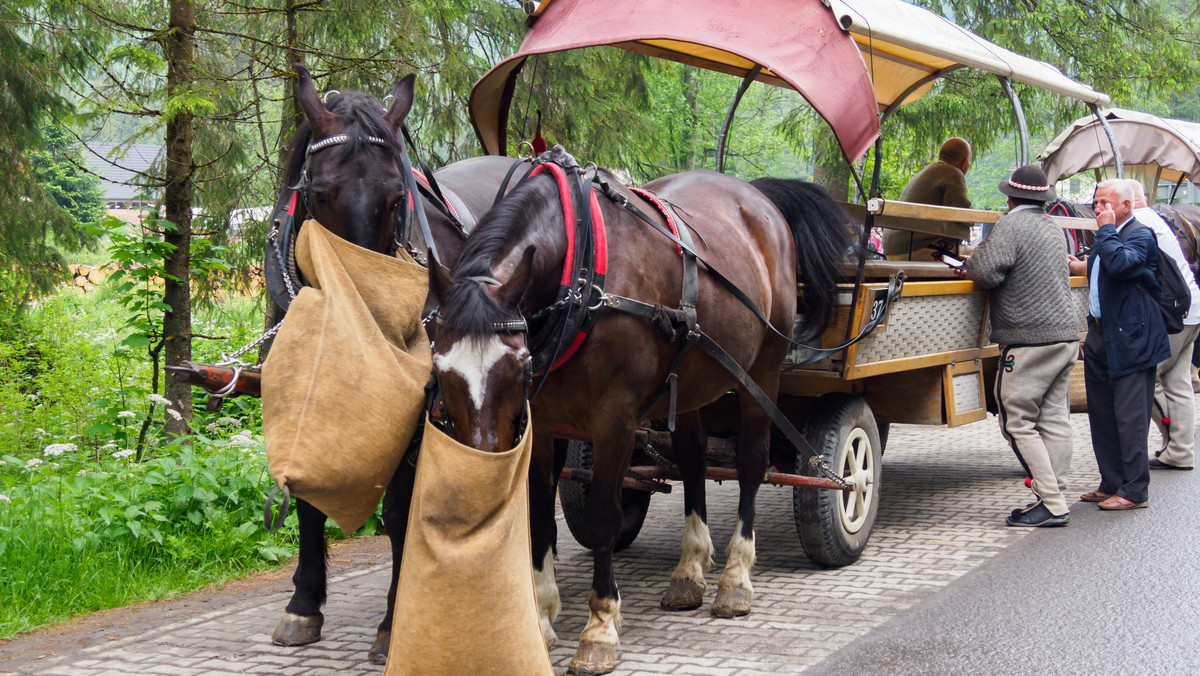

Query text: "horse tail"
[750, 178, 851, 341]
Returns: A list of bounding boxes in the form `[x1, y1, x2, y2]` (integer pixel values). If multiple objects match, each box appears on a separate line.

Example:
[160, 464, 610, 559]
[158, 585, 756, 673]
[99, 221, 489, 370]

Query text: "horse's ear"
[385, 74, 416, 131]
[430, 260, 454, 299]
[295, 63, 335, 137]
[496, 246, 536, 310]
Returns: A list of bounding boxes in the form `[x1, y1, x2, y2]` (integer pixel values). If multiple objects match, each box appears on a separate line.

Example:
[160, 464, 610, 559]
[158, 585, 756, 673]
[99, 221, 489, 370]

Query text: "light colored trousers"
[1153, 322, 1200, 467]
[995, 341, 1079, 516]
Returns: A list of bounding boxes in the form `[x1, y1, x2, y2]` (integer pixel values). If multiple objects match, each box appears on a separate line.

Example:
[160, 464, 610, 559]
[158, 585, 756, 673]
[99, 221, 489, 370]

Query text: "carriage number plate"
[866, 287, 891, 330]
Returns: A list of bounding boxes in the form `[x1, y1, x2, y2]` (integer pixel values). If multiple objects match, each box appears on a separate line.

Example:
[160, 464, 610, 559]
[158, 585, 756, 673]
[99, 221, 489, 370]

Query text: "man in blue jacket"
[1079, 179, 1171, 510]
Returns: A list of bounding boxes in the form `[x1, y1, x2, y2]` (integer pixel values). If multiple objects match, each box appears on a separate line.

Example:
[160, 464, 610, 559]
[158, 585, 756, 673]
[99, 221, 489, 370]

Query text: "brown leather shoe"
[1080, 490, 1112, 502]
[1097, 495, 1148, 510]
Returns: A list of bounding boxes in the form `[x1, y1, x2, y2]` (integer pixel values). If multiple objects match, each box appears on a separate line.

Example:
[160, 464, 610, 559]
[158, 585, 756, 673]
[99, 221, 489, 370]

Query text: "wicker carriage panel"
[1069, 285, 1089, 331]
[854, 293, 987, 364]
[952, 372, 982, 412]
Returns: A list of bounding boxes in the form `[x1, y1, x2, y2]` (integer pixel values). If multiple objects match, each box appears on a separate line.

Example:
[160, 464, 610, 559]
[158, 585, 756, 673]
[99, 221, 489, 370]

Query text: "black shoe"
[1006, 502, 1069, 527]
[1149, 457, 1194, 470]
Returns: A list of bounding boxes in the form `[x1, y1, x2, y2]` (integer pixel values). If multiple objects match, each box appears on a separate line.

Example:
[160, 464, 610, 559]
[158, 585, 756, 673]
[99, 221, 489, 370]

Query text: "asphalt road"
[812, 447, 1200, 675]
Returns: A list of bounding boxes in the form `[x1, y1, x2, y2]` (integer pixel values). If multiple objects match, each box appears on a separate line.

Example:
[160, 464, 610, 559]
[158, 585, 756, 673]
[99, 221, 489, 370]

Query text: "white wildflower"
[112, 449, 136, 459]
[205, 422, 219, 433]
[0, 460, 6, 465]
[34, 428, 47, 437]
[117, 411, 136, 419]
[166, 408, 182, 421]
[0, 494, 10, 503]
[100, 442, 118, 451]
[28, 394, 37, 402]
[25, 458, 43, 468]
[44, 443, 77, 457]
[148, 393, 171, 406]
[76, 469, 87, 477]
[216, 417, 242, 428]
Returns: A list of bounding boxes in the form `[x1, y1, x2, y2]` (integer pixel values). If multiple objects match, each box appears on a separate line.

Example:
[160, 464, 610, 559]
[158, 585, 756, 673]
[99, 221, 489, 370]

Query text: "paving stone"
[11, 405, 1171, 675]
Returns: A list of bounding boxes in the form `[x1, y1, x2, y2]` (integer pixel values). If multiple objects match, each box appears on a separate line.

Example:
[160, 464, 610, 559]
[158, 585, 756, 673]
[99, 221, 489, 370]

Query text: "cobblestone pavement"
[4, 411, 1117, 675]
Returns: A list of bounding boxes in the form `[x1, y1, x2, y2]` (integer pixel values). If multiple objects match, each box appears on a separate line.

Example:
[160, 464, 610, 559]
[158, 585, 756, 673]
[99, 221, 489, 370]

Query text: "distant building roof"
[79, 143, 164, 202]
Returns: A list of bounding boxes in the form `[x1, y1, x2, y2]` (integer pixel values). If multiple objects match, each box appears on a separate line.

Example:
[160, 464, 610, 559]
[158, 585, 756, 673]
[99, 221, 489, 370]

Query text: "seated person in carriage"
[883, 137, 973, 261]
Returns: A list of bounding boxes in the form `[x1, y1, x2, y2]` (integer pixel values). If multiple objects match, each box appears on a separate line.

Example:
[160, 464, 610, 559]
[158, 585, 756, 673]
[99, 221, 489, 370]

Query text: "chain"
[641, 441, 679, 477]
[216, 319, 285, 368]
[268, 228, 299, 301]
[808, 455, 853, 490]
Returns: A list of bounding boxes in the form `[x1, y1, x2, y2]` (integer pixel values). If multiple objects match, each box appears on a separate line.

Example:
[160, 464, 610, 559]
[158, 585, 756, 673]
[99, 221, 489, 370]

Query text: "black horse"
[266, 64, 528, 664]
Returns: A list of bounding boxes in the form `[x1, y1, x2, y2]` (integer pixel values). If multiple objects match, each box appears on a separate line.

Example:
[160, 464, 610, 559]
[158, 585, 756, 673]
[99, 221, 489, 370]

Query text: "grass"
[0, 279, 381, 639]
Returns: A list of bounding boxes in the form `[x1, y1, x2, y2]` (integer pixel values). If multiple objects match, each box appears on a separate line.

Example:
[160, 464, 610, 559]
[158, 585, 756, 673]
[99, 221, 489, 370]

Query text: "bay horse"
[266, 64, 529, 664]
[429, 151, 849, 675]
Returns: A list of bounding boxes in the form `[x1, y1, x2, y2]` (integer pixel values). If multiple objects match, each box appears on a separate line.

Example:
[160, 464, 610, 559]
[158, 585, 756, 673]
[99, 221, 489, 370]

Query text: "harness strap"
[402, 125, 457, 227]
[595, 177, 901, 358]
[600, 292, 845, 487]
[626, 192, 700, 430]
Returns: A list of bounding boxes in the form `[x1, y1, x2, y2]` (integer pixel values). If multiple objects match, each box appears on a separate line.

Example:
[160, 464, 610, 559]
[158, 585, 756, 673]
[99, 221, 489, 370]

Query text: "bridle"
[427, 294, 533, 448]
[267, 123, 454, 312]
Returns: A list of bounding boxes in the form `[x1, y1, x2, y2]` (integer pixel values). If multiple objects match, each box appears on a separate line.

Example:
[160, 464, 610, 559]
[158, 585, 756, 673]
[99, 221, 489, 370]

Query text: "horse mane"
[324, 91, 405, 157]
[749, 177, 851, 340]
[439, 176, 555, 338]
[283, 90, 404, 188]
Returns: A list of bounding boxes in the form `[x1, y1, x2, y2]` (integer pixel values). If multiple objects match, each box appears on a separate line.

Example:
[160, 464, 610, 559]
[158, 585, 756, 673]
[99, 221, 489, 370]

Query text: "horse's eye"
[313, 191, 330, 205]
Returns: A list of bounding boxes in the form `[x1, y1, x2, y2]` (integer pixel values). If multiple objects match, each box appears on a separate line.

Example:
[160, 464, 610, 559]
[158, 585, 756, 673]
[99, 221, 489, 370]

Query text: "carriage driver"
[952, 165, 1080, 527]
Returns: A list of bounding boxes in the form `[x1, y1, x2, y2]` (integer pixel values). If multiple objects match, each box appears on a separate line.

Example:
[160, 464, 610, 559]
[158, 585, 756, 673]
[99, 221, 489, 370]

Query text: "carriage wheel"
[559, 440, 651, 552]
[793, 393, 882, 567]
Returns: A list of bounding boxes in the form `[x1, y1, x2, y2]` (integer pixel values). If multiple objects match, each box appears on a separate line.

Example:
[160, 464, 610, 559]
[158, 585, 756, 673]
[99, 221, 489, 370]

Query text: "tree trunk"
[262, 0, 303, 364]
[163, 0, 196, 437]
[275, 0, 303, 188]
[812, 124, 851, 202]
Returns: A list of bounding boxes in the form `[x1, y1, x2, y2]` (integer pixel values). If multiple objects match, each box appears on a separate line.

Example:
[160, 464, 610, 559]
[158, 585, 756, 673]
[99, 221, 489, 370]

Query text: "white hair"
[1124, 178, 1146, 200]
[1097, 178, 1135, 204]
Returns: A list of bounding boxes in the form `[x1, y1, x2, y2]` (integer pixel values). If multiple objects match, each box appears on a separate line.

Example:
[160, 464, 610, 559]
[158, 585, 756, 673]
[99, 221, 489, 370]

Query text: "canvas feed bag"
[262, 220, 432, 534]
[384, 410, 553, 676]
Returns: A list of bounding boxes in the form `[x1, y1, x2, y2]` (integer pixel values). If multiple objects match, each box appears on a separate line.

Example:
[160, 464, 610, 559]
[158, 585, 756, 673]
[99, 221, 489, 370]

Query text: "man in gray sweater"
[960, 165, 1081, 527]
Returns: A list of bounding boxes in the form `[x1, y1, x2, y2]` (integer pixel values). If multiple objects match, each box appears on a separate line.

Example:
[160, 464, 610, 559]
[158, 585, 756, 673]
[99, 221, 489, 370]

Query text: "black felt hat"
[998, 165, 1056, 201]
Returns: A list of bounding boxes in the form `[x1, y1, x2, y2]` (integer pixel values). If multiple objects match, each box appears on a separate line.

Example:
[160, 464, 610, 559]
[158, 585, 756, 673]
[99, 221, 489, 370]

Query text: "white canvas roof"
[825, 0, 1110, 110]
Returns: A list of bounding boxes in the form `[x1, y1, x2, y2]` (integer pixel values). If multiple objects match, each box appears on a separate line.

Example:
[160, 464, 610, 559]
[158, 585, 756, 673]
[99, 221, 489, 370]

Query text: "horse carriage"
[170, 1, 1123, 673]
[466, 0, 1105, 565]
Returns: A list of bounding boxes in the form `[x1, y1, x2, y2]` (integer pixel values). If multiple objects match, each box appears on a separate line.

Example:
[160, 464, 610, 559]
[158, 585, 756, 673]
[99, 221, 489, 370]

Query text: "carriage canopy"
[470, 0, 1110, 164]
[1039, 108, 1200, 194]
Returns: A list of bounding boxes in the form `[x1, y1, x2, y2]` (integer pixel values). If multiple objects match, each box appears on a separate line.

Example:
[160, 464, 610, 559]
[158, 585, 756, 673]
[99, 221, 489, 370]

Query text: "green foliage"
[0, 1, 101, 299]
[30, 125, 106, 227]
[0, 281, 385, 638]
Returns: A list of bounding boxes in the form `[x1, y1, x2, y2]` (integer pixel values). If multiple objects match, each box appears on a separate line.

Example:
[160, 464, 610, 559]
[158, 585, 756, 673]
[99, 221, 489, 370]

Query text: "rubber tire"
[793, 393, 882, 567]
[559, 440, 651, 552]
[877, 421, 890, 454]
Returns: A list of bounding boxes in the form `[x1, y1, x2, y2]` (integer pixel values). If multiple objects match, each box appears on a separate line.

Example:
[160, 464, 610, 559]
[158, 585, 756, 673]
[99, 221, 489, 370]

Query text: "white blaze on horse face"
[433, 335, 510, 414]
[669, 512, 714, 586]
[534, 548, 561, 648]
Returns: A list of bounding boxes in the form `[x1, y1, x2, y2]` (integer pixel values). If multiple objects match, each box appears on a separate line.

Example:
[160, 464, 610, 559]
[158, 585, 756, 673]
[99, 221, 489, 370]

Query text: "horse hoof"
[367, 628, 390, 665]
[567, 641, 616, 675]
[712, 585, 752, 618]
[271, 612, 323, 646]
[660, 577, 706, 611]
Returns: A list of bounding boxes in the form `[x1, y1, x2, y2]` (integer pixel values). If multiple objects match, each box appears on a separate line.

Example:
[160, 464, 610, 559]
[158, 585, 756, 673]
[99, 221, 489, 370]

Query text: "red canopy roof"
[469, 0, 882, 163]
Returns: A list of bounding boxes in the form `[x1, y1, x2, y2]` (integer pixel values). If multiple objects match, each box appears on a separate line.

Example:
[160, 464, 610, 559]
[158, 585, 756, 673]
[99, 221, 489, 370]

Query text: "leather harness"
[471, 147, 905, 487]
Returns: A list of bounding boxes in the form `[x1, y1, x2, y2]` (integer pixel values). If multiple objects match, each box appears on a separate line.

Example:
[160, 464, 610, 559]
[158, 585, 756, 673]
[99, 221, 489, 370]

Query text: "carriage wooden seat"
[838, 259, 962, 281]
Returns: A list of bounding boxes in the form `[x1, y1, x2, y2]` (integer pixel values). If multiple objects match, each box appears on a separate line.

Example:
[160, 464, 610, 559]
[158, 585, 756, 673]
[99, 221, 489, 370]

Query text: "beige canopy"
[825, 0, 1110, 112]
[1039, 108, 1200, 196]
